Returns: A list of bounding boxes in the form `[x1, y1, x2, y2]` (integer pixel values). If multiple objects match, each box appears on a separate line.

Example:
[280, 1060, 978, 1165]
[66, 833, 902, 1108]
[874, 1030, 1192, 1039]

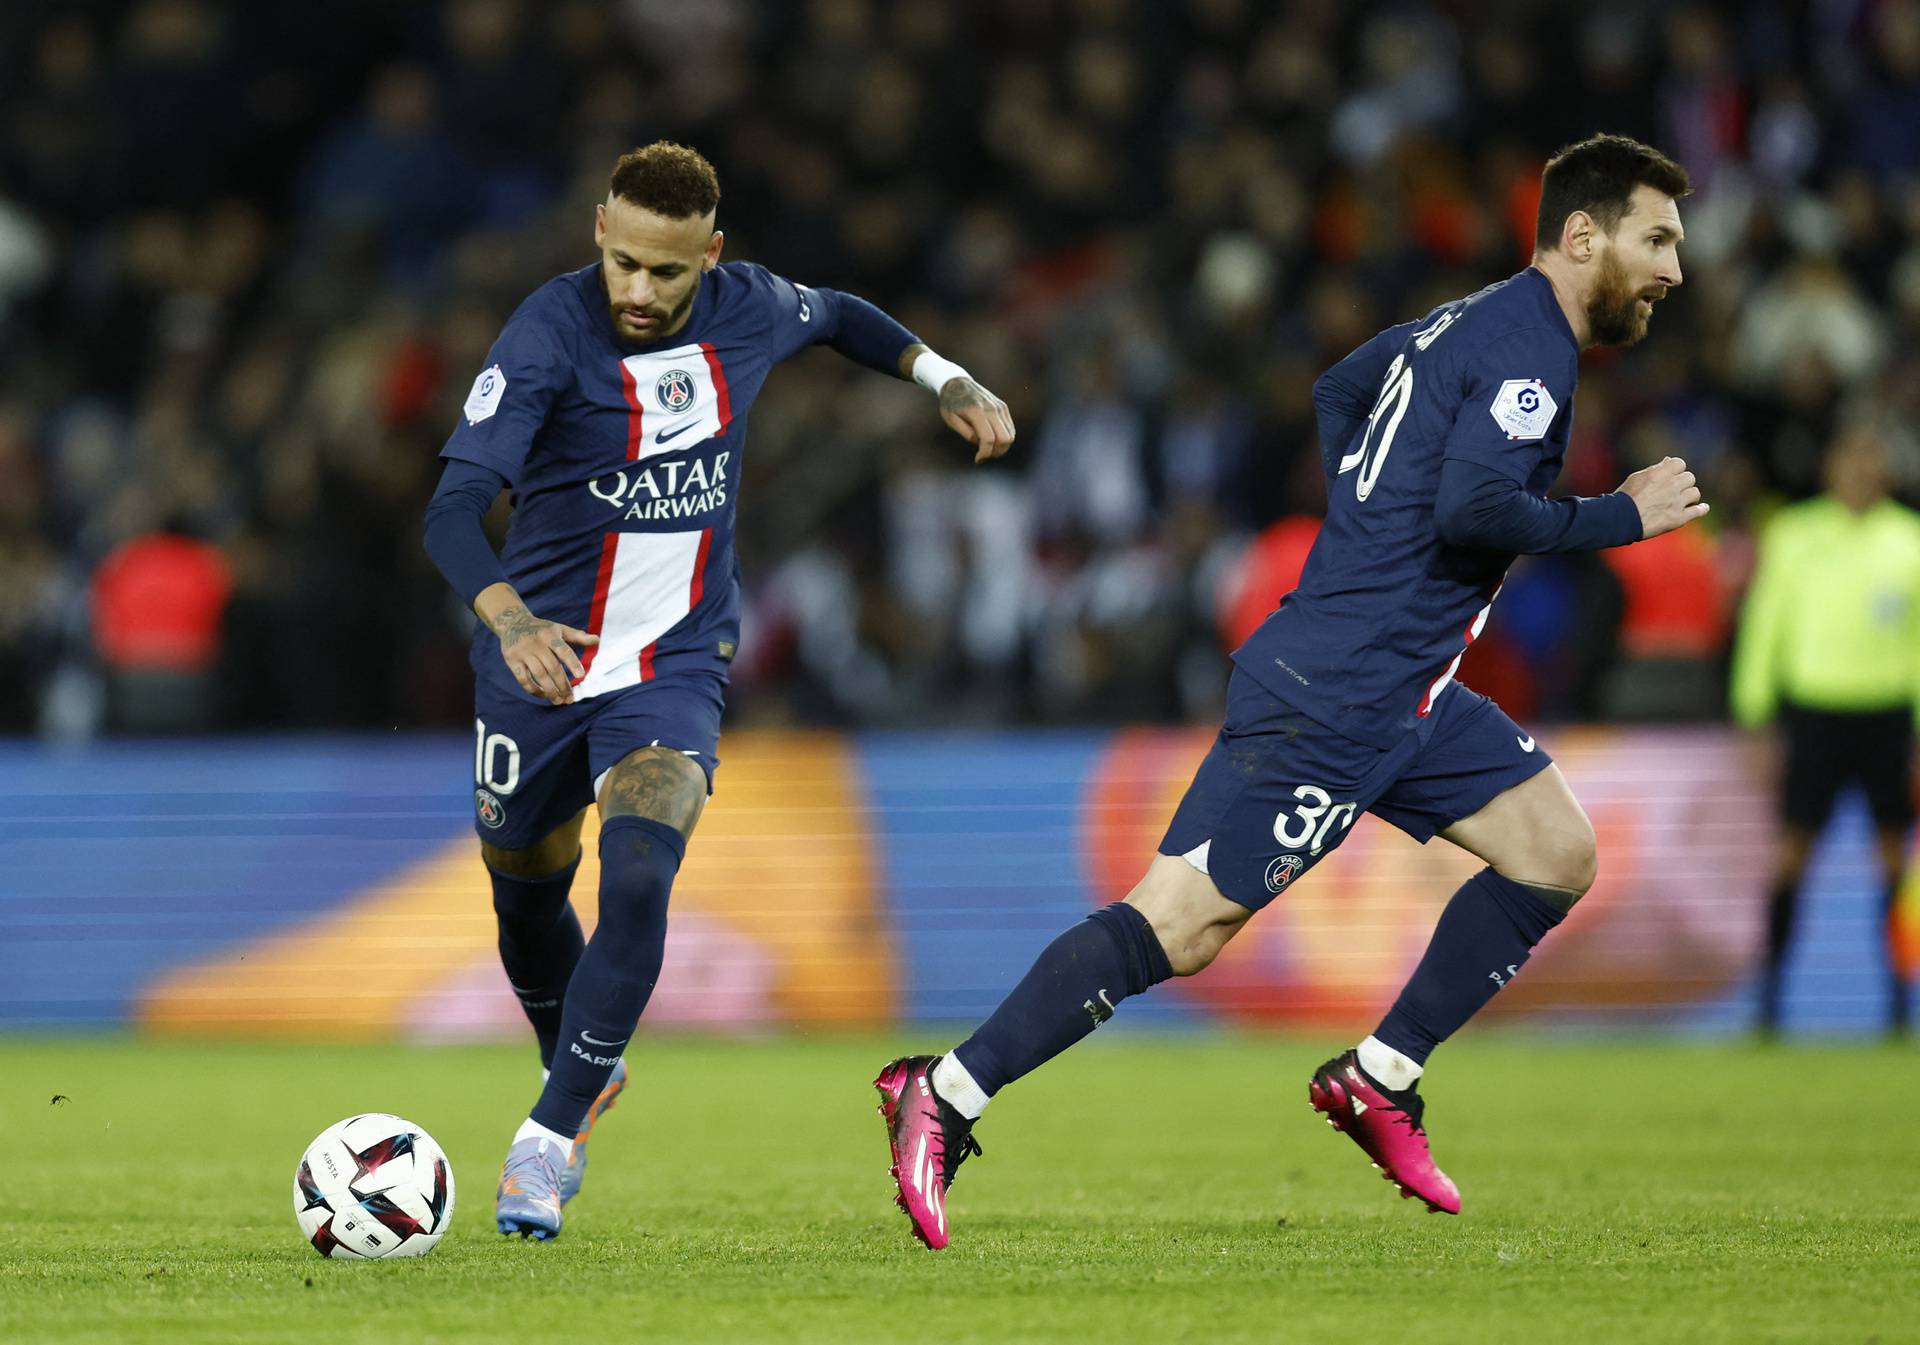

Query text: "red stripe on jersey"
[1416, 586, 1501, 717]
[689, 527, 713, 608]
[699, 343, 733, 432]
[574, 533, 621, 683]
[638, 642, 656, 681]
[1416, 619, 1479, 718]
[619, 361, 644, 461]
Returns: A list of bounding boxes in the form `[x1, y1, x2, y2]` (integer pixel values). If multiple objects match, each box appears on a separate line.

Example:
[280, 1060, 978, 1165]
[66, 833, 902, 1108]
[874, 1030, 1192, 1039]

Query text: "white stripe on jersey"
[574, 530, 706, 700]
[620, 344, 728, 460]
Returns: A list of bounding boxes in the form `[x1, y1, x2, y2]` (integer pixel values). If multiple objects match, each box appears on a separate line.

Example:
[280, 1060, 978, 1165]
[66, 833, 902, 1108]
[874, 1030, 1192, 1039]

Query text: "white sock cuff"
[514, 1116, 576, 1160]
[1357, 1036, 1423, 1092]
[931, 1051, 990, 1120]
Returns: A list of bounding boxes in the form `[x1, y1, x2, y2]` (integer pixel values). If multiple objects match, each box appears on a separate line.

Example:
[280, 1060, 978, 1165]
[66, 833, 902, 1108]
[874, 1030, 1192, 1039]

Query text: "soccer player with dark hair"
[875, 134, 1703, 1248]
[422, 141, 1014, 1240]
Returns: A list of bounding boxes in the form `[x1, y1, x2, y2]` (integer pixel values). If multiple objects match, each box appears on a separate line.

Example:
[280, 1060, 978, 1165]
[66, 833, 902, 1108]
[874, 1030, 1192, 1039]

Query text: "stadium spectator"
[1, 0, 1917, 733]
[90, 525, 232, 732]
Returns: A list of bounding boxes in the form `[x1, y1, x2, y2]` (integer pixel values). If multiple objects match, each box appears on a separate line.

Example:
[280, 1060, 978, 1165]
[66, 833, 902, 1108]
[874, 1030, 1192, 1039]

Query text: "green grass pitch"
[1, 1033, 1914, 1344]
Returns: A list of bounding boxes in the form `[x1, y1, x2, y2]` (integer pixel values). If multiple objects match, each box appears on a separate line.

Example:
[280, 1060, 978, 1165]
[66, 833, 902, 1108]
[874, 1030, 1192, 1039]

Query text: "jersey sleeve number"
[1337, 355, 1412, 501]
[1272, 785, 1359, 855]
[1335, 311, 1452, 502]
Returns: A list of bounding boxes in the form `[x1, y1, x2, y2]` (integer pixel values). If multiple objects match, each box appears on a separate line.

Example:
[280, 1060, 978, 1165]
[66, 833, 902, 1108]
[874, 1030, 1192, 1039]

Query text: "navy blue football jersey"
[441, 261, 839, 700]
[1235, 266, 1616, 748]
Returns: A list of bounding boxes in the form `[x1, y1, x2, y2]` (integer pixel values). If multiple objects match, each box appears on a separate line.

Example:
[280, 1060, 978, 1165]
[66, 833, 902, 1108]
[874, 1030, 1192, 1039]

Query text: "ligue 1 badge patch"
[1265, 853, 1304, 893]
[464, 364, 506, 424]
[1489, 378, 1558, 441]
[655, 369, 696, 414]
[475, 789, 506, 829]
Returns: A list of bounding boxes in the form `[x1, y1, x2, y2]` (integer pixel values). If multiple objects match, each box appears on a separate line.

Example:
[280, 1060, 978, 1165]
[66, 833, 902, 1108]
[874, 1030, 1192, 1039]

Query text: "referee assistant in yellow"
[1732, 423, 1920, 1035]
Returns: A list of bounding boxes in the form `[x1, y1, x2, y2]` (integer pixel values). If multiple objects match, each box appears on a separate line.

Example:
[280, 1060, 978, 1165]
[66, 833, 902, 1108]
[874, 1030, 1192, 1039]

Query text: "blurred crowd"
[2, 0, 1918, 736]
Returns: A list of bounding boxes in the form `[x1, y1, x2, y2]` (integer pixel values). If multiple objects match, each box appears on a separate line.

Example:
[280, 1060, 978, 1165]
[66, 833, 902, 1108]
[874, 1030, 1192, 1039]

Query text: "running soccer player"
[422, 142, 1013, 1241]
[874, 133, 1701, 1248]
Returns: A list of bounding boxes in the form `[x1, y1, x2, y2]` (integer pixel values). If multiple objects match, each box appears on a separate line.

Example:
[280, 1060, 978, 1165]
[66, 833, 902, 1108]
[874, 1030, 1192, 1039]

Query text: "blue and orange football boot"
[495, 1136, 566, 1239]
[558, 1058, 628, 1206]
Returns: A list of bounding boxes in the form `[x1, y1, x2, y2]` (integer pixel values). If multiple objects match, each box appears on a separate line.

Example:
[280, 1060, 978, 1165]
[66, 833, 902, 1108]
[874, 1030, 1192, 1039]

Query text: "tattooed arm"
[896, 342, 1017, 464]
[474, 582, 598, 707]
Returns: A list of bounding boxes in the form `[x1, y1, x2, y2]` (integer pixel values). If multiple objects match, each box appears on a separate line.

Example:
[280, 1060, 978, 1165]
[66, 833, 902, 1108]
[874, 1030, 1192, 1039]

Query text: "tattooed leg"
[597, 745, 708, 837]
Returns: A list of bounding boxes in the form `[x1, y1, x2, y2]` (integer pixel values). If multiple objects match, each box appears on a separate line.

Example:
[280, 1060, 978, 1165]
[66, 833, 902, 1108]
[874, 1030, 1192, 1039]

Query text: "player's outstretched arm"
[756, 269, 1013, 463]
[473, 583, 598, 707]
[1617, 455, 1710, 539]
[899, 342, 1015, 464]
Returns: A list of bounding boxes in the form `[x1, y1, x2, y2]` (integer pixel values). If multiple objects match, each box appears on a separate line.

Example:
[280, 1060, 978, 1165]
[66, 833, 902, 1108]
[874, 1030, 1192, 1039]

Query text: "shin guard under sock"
[1373, 868, 1566, 1066]
[950, 902, 1173, 1099]
[529, 817, 682, 1134]
[489, 852, 585, 1068]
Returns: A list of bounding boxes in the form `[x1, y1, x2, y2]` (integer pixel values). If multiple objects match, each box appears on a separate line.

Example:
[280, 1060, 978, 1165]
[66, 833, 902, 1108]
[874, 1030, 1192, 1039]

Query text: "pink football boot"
[1309, 1050, 1462, 1214]
[873, 1056, 982, 1250]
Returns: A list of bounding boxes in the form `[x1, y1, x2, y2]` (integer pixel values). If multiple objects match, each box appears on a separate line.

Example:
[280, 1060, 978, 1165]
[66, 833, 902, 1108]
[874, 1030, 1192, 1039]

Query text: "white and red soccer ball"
[294, 1114, 455, 1259]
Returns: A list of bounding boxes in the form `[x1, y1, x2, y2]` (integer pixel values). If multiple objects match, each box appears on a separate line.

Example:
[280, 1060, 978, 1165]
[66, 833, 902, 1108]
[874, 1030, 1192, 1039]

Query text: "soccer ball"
[294, 1113, 456, 1259]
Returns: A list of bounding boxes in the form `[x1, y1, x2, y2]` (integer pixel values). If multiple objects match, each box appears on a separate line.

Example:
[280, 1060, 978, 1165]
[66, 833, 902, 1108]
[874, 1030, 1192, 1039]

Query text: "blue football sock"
[529, 817, 682, 1135]
[1373, 867, 1566, 1067]
[951, 902, 1173, 1098]
[489, 853, 585, 1069]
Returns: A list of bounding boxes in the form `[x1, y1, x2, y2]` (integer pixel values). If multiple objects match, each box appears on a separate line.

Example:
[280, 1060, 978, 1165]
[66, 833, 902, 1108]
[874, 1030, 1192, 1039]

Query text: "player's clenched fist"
[1620, 455, 1710, 539]
[486, 598, 598, 706]
[939, 378, 1016, 464]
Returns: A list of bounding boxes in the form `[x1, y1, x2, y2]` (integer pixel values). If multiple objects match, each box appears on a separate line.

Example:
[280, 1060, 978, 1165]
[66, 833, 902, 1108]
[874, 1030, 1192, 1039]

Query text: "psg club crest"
[474, 789, 505, 829]
[655, 369, 696, 414]
[1265, 854, 1304, 893]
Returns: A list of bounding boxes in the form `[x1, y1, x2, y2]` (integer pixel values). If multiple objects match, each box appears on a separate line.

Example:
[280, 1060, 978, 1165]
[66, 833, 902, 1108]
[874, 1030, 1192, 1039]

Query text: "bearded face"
[1584, 245, 1658, 347]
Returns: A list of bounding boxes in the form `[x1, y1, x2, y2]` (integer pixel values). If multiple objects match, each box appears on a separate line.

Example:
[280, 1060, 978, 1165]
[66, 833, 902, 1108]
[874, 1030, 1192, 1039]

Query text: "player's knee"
[482, 840, 571, 881]
[1126, 857, 1250, 976]
[1160, 928, 1227, 978]
[482, 811, 586, 879]
[1493, 802, 1597, 907]
[599, 746, 707, 836]
[1541, 807, 1599, 902]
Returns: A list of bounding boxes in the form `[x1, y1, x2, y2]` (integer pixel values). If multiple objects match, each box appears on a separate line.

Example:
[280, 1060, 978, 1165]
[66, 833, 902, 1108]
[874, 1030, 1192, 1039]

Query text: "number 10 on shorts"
[1273, 785, 1358, 855]
[473, 718, 521, 794]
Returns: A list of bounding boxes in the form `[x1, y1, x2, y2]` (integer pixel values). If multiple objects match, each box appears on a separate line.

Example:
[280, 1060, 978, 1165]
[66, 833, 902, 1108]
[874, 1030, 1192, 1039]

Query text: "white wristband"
[911, 350, 970, 394]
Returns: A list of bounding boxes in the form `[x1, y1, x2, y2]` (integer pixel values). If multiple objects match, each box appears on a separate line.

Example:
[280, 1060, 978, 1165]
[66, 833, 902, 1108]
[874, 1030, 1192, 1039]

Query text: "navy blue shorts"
[1159, 668, 1551, 910]
[470, 668, 726, 850]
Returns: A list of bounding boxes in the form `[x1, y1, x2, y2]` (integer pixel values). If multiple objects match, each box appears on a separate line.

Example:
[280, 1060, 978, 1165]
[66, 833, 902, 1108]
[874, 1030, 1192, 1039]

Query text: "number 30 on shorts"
[1273, 785, 1358, 855]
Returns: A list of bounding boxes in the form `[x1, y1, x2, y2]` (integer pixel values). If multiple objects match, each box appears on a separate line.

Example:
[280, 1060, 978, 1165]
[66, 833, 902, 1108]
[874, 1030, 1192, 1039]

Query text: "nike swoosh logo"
[580, 1031, 627, 1047]
[1517, 735, 1536, 752]
[654, 421, 700, 445]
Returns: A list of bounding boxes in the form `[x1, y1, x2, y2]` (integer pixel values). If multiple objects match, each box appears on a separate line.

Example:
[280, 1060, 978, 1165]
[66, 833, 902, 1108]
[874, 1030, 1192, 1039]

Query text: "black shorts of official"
[1779, 702, 1915, 830]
